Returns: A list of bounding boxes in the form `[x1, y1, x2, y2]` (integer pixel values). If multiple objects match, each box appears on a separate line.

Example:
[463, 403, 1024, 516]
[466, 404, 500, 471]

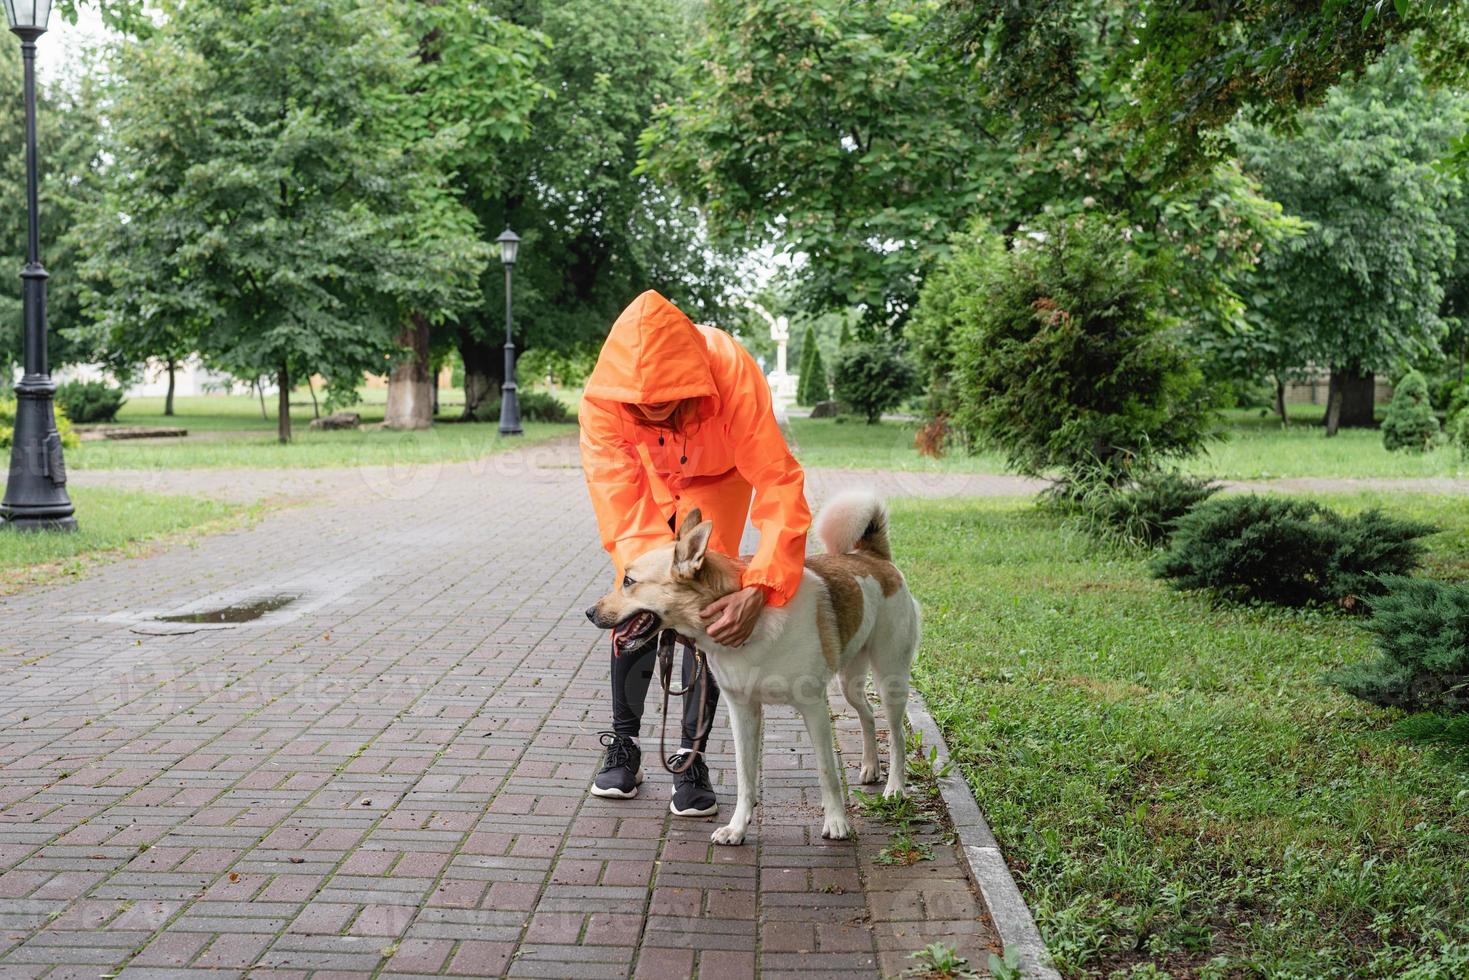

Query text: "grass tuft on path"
[896, 495, 1469, 977]
[0, 487, 252, 593]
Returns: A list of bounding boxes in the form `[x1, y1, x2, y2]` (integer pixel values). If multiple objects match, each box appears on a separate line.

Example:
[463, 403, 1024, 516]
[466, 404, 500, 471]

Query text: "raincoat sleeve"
[579, 397, 675, 577]
[727, 346, 810, 607]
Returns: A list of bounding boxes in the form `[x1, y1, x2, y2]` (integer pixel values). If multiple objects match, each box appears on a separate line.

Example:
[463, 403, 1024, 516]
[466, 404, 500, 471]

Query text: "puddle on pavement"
[155, 593, 299, 624]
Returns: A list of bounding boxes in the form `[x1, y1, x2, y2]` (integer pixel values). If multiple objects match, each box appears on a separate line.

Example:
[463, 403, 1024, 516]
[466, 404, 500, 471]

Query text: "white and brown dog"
[587, 491, 921, 845]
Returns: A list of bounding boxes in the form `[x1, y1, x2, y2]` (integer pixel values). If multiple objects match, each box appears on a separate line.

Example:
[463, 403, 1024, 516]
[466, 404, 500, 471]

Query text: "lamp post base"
[0, 513, 78, 533]
[498, 381, 523, 436]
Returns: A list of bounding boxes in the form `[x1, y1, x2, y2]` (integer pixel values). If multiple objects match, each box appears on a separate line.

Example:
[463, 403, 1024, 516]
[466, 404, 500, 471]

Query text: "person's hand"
[699, 586, 767, 647]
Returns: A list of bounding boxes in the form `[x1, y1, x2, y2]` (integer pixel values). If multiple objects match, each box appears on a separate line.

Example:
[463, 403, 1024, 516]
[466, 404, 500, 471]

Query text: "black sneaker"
[590, 732, 643, 799]
[668, 751, 718, 817]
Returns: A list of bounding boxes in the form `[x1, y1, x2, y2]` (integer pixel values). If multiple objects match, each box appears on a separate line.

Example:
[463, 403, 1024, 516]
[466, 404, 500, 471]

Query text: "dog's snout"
[585, 605, 598, 623]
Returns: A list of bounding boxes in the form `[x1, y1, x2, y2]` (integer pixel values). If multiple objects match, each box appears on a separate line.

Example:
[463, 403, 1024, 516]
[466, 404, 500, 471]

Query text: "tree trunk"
[1272, 374, 1287, 424]
[307, 375, 320, 419]
[1324, 366, 1375, 436]
[277, 364, 291, 444]
[385, 314, 434, 430]
[457, 329, 504, 421]
[164, 359, 176, 417]
[430, 358, 440, 418]
[256, 378, 268, 420]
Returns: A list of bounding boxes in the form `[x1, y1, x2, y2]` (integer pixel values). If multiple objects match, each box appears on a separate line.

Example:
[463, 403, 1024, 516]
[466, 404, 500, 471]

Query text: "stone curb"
[906, 690, 1060, 979]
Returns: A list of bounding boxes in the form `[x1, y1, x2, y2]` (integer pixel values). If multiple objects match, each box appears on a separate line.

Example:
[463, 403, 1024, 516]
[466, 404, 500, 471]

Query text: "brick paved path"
[1, 440, 999, 979]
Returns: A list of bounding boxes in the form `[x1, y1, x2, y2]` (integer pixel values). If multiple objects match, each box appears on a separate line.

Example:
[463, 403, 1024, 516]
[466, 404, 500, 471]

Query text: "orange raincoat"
[580, 290, 810, 607]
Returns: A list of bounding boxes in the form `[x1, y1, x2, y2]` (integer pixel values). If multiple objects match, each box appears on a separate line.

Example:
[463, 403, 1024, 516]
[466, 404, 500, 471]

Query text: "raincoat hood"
[583, 290, 717, 406]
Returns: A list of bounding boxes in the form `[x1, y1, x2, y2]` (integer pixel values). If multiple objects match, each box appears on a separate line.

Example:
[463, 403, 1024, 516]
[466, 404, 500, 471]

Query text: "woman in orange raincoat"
[580, 289, 810, 816]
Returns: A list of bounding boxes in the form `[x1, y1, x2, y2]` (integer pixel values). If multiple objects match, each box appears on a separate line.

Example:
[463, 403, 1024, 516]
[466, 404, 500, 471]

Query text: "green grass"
[897, 494, 1469, 977]
[786, 417, 1008, 472]
[68, 391, 575, 470]
[787, 407, 1469, 481]
[1187, 405, 1467, 480]
[0, 487, 250, 593]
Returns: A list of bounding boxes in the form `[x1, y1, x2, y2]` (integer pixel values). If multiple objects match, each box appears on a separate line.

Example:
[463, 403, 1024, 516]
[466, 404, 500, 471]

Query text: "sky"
[34, 5, 109, 87]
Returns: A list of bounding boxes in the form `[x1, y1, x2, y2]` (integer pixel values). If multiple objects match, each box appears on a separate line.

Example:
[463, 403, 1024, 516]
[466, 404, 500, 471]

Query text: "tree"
[941, 0, 1469, 181]
[81, 0, 488, 443]
[641, 0, 986, 330]
[916, 215, 1213, 485]
[1381, 370, 1439, 452]
[1232, 47, 1465, 434]
[441, 0, 732, 419]
[382, 1, 548, 429]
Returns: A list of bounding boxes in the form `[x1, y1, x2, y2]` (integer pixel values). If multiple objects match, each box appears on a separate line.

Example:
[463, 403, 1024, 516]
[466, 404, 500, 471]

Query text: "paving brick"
[1, 440, 1003, 979]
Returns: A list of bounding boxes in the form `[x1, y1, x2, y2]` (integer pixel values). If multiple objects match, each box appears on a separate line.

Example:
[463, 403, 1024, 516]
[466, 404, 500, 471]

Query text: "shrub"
[1381, 369, 1439, 452]
[1152, 495, 1434, 608]
[472, 390, 573, 424]
[1329, 577, 1469, 713]
[802, 343, 830, 406]
[55, 380, 126, 424]
[1451, 411, 1469, 461]
[831, 341, 918, 424]
[0, 398, 81, 450]
[914, 215, 1213, 485]
[1074, 470, 1221, 548]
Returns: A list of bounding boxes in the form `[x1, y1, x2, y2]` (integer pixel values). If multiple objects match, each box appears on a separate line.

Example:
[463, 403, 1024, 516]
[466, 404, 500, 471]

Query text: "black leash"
[656, 629, 713, 774]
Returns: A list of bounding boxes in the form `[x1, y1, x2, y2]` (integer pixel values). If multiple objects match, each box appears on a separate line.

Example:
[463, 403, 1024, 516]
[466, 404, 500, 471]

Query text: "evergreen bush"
[1330, 576, 1469, 713]
[912, 215, 1213, 485]
[1451, 411, 1469, 461]
[831, 342, 918, 424]
[1381, 369, 1439, 452]
[1152, 495, 1433, 608]
[56, 380, 126, 424]
[804, 343, 830, 406]
[1075, 471, 1221, 548]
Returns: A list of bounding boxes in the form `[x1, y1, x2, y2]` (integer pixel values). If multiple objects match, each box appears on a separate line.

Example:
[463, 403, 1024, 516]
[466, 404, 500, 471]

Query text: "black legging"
[609, 636, 720, 754]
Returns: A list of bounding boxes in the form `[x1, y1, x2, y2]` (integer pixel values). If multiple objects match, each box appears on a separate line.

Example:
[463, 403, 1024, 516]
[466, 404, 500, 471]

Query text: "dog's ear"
[676, 508, 704, 540]
[672, 518, 713, 580]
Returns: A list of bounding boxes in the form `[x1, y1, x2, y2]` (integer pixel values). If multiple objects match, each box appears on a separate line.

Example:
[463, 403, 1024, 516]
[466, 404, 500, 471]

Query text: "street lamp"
[496, 228, 522, 436]
[0, 0, 75, 532]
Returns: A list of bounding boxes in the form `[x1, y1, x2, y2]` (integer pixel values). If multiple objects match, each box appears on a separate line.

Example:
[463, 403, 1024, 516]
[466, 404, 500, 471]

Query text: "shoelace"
[667, 752, 706, 784]
[598, 731, 635, 770]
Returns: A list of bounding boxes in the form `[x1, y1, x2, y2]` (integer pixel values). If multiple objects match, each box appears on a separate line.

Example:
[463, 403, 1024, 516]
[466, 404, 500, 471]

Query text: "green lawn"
[69, 391, 575, 469]
[0, 487, 250, 593]
[788, 407, 1469, 481]
[897, 494, 1469, 977]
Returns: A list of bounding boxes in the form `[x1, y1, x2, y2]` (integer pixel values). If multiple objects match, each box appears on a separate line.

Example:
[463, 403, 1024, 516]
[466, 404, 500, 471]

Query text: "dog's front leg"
[711, 699, 761, 846]
[797, 700, 852, 840]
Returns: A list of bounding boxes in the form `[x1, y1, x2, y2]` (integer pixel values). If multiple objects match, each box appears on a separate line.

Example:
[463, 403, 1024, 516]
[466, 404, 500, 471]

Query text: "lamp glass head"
[3, 0, 53, 32]
[496, 228, 520, 266]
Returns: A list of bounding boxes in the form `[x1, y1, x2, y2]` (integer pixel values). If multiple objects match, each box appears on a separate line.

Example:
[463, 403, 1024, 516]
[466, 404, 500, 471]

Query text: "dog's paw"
[858, 762, 880, 784]
[882, 783, 906, 800]
[820, 813, 852, 840]
[711, 824, 746, 846]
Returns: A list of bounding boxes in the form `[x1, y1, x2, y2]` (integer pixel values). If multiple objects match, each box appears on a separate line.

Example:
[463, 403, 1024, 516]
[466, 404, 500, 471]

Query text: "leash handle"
[657, 631, 713, 775]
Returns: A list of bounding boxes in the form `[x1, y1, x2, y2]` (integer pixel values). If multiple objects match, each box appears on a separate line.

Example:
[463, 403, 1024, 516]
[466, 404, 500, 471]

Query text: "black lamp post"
[0, 0, 74, 532]
[496, 228, 522, 436]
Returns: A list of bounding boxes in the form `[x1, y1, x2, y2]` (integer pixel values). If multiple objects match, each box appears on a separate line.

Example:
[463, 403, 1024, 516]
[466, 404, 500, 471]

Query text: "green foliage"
[56, 380, 126, 424]
[1330, 576, 1469, 714]
[942, 1, 1468, 180]
[1231, 48, 1466, 386]
[641, 0, 985, 328]
[1452, 410, 1469, 461]
[1153, 495, 1433, 608]
[918, 215, 1212, 484]
[80, 0, 498, 434]
[1382, 370, 1440, 453]
[905, 942, 975, 978]
[1072, 471, 1221, 549]
[831, 342, 917, 424]
[473, 390, 573, 424]
[0, 398, 80, 450]
[800, 342, 830, 408]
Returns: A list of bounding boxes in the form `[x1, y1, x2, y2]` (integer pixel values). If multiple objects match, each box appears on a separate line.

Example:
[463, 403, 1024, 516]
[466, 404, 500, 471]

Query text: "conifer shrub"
[1330, 576, 1469, 713]
[832, 341, 918, 424]
[1152, 495, 1433, 608]
[56, 380, 126, 424]
[1381, 369, 1439, 452]
[1075, 470, 1221, 548]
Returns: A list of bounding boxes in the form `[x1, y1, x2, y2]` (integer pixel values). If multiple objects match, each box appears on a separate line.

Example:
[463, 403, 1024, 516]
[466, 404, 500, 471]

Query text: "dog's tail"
[815, 489, 892, 560]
